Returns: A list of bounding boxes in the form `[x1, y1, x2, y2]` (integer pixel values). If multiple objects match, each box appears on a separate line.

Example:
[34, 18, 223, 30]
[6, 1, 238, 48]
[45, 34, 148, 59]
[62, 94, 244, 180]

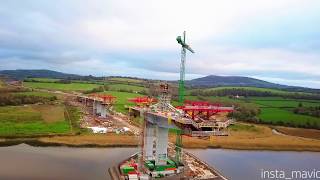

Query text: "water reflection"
[1, 144, 319, 180]
[0, 144, 137, 180]
[189, 149, 320, 180]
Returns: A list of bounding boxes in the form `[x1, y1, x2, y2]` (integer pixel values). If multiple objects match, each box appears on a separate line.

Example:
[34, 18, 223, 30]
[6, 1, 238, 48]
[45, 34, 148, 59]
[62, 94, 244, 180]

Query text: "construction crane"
[175, 31, 194, 166]
[176, 31, 194, 103]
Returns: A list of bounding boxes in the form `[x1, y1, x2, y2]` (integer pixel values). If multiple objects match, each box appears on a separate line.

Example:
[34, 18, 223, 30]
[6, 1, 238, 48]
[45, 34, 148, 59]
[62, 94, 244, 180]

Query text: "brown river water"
[0, 144, 319, 180]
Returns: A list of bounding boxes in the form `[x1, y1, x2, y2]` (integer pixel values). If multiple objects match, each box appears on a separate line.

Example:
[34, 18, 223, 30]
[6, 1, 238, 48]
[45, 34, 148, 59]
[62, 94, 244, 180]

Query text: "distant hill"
[0, 69, 106, 81]
[186, 75, 320, 93]
[0, 69, 82, 80]
[0, 69, 318, 93]
[186, 75, 286, 88]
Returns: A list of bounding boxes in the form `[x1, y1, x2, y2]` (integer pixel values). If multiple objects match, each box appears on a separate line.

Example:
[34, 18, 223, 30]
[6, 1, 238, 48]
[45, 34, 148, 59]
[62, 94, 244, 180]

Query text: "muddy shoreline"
[1, 134, 320, 152]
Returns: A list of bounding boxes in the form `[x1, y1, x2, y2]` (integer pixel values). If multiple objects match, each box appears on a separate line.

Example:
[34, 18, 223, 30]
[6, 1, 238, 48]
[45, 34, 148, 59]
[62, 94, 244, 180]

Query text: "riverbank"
[0, 134, 139, 147]
[274, 126, 320, 140]
[181, 134, 320, 151]
[1, 124, 320, 151]
[39, 134, 138, 147]
[181, 124, 320, 151]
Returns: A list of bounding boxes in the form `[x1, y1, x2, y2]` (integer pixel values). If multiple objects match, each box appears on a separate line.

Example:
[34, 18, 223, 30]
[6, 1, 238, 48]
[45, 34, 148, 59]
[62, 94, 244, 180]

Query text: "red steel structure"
[99, 94, 117, 104]
[89, 94, 117, 104]
[128, 96, 157, 107]
[177, 100, 234, 120]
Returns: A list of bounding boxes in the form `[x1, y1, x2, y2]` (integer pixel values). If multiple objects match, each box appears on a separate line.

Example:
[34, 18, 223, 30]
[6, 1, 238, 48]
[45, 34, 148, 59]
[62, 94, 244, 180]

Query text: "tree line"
[227, 102, 260, 123]
[293, 103, 320, 118]
[0, 94, 57, 106]
[84, 84, 149, 95]
[190, 88, 320, 100]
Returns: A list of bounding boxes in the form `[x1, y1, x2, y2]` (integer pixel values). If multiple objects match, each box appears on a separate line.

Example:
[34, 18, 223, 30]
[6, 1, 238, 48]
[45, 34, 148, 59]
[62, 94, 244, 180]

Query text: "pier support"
[93, 100, 97, 115]
[155, 126, 168, 165]
[143, 113, 173, 166]
[96, 102, 102, 115]
[144, 123, 154, 160]
[100, 104, 107, 118]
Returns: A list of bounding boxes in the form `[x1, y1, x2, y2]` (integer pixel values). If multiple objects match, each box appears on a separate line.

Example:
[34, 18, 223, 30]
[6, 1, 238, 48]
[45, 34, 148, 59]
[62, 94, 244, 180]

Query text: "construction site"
[71, 31, 234, 179]
[110, 81, 232, 180]
[75, 94, 140, 135]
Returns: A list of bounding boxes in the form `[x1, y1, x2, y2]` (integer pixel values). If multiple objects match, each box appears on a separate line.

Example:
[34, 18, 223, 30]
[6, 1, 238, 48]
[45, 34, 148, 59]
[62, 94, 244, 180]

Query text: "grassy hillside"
[23, 79, 147, 94]
[253, 99, 320, 108]
[26, 78, 60, 82]
[24, 82, 101, 91]
[107, 84, 146, 92]
[259, 108, 320, 127]
[13, 91, 57, 98]
[243, 97, 320, 128]
[107, 77, 143, 83]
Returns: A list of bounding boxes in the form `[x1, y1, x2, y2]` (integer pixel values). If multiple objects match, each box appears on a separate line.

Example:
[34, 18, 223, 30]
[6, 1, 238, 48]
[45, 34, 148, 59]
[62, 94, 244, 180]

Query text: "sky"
[0, 0, 319, 88]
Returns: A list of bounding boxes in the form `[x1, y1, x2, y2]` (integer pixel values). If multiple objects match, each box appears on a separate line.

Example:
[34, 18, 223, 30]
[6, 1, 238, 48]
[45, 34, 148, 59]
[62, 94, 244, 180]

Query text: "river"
[189, 149, 320, 180]
[0, 144, 319, 180]
[0, 144, 137, 180]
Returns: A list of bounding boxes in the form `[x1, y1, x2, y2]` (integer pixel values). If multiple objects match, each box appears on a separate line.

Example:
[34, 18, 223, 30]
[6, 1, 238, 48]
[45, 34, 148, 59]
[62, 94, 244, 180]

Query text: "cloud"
[0, 0, 319, 88]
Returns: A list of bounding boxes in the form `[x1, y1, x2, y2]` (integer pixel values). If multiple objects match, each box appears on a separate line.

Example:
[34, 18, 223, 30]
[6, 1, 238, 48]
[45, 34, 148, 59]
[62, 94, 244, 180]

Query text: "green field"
[107, 77, 143, 83]
[253, 99, 320, 108]
[24, 82, 101, 91]
[248, 96, 320, 108]
[259, 107, 320, 127]
[248, 96, 320, 102]
[26, 78, 60, 82]
[13, 91, 56, 98]
[107, 84, 146, 92]
[0, 105, 70, 136]
[99, 91, 144, 113]
[244, 97, 320, 128]
[247, 97, 320, 109]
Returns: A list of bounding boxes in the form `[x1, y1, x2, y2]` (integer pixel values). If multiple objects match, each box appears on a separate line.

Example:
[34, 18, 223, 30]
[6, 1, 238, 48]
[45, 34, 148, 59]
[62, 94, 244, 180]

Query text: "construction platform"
[109, 109, 229, 180]
[129, 106, 233, 137]
[108, 149, 228, 180]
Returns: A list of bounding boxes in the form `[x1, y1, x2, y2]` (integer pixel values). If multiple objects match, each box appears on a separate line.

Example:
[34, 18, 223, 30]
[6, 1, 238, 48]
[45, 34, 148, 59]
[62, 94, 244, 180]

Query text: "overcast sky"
[0, 0, 319, 88]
